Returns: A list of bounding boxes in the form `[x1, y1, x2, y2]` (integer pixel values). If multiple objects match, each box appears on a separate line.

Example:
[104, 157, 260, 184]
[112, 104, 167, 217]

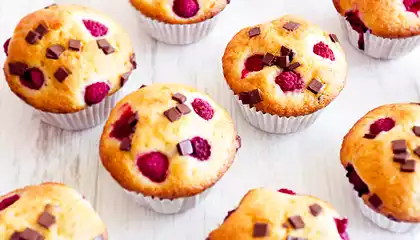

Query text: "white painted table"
[1, 0, 420, 239]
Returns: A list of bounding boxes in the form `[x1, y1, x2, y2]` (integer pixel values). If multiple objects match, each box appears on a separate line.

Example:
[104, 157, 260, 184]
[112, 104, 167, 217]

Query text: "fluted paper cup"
[339, 15, 420, 59]
[233, 94, 321, 134]
[124, 189, 211, 214]
[356, 193, 420, 233]
[136, 12, 219, 45]
[35, 91, 122, 131]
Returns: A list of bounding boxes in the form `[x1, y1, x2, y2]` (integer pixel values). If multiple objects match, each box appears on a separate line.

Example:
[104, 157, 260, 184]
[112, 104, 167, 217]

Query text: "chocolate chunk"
[97, 39, 115, 55]
[236, 135, 241, 151]
[177, 140, 193, 156]
[415, 146, 420, 158]
[307, 79, 323, 94]
[275, 56, 289, 68]
[368, 194, 383, 208]
[10, 232, 21, 240]
[46, 44, 65, 59]
[288, 216, 305, 229]
[285, 62, 301, 71]
[8, 62, 28, 76]
[37, 211, 56, 229]
[239, 89, 263, 105]
[130, 53, 137, 69]
[93, 235, 104, 240]
[413, 126, 420, 137]
[363, 133, 376, 139]
[288, 51, 296, 62]
[392, 140, 407, 153]
[283, 21, 300, 31]
[172, 93, 187, 103]
[25, 31, 40, 44]
[35, 24, 48, 39]
[164, 107, 182, 122]
[262, 53, 276, 66]
[346, 165, 369, 196]
[20, 228, 44, 240]
[54, 67, 70, 82]
[309, 203, 322, 217]
[252, 222, 269, 238]
[139, 84, 147, 89]
[401, 160, 416, 172]
[329, 33, 339, 43]
[68, 39, 81, 51]
[176, 104, 191, 115]
[394, 152, 408, 163]
[120, 72, 131, 87]
[249, 27, 261, 38]
[281, 46, 291, 56]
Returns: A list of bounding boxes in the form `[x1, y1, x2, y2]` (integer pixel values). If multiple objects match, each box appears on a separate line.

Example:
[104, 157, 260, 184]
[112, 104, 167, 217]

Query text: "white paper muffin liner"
[35, 91, 122, 131]
[339, 15, 420, 59]
[233, 94, 321, 134]
[136, 12, 218, 45]
[355, 193, 420, 233]
[124, 189, 211, 214]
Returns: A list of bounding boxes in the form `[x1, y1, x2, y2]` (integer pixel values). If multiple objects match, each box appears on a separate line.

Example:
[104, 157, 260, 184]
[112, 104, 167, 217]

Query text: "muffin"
[334, 0, 420, 59]
[0, 182, 107, 239]
[130, 0, 230, 44]
[207, 188, 349, 239]
[223, 15, 347, 134]
[341, 103, 420, 232]
[99, 83, 240, 214]
[3, 4, 136, 130]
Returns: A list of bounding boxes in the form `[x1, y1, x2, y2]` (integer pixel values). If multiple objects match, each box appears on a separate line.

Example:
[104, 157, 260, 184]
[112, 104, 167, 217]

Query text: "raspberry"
[190, 137, 211, 161]
[345, 11, 368, 34]
[83, 20, 108, 37]
[192, 98, 214, 120]
[137, 152, 169, 183]
[278, 188, 296, 195]
[20, 68, 44, 90]
[0, 195, 19, 211]
[335, 218, 350, 240]
[369, 117, 395, 135]
[403, 0, 420, 15]
[313, 42, 335, 61]
[3, 38, 10, 56]
[173, 0, 199, 18]
[275, 71, 304, 92]
[110, 104, 138, 141]
[84, 82, 110, 106]
[242, 55, 264, 79]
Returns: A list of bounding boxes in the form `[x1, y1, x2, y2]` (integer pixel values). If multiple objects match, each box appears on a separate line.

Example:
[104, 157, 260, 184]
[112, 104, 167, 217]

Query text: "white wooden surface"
[1, 0, 420, 239]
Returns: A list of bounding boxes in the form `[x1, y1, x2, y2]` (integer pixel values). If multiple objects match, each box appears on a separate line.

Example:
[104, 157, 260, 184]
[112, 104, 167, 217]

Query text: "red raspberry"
[192, 98, 214, 120]
[335, 218, 350, 240]
[173, 0, 199, 18]
[403, 0, 420, 15]
[313, 42, 335, 61]
[275, 71, 304, 92]
[84, 82, 110, 106]
[0, 195, 19, 211]
[110, 104, 138, 141]
[137, 152, 169, 183]
[83, 20, 108, 37]
[190, 137, 211, 161]
[242, 55, 264, 79]
[278, 188, 296, 195]
[20, 68, 44, 90]
[369, 117, 395, 135]
[3, 38, 10, 56]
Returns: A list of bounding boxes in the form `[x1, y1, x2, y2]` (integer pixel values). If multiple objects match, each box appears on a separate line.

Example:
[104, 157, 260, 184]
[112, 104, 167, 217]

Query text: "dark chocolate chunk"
[10, 232, 21, 240]
[283, 21, 300, 31]
[248, 27, 261, 38]
[275, 56, 289, 68]
[120, 138, 132, 151]
[37, 211, 56, 229]
[54, 67, 70, 82]
[413, 126, 420, 137]
[281, 46, 291, 56]
[164, 107, 182, 122]
[8, 62, 28, 76]
[346, 165, 369, 196]
[414, 146, 420, 158]
[68, 39, 81, 51]
[252, 222, 269, 238]
[368, 194, 383, 208]
[120, 72, 131, 87]
[176, 104, 191, 115]
[139, 84, 147, 89]
[97, 39, 115, 55]
[172, 93, 187, 103]
[20, 228, 44, 240]
[46, 44, 65, 59]
[262, 53, 275, 66]
[401, 160, 416, 172]
[329, 33, 339, 43]
[25, 31, 40, 44]
[307, 79, 323, 94]
[239, 89, 263, 105]
[288, 216, 305, 229]
[392, 140, 407, 153]
[177, 140, 193, 156]
[363, 133, 376, 139]
[394, 152, 408, 163]
[285, 62, 301, 71]
[288, 51, 296, 62]
[35, 24, 48, 39]
[309, 203, 322, 217]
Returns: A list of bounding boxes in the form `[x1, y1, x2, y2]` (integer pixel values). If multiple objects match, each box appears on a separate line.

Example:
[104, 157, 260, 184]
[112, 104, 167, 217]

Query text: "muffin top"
[0, 183, 106, 240]
[222, 15, 347, 117]
[3, 4, 136, 113]
[100, 83, 239, 199]
[334, 0, 420, 38]
[208, 188, 349, 240]
[341, 103, 420, 222]
[130, 0, 229, 24]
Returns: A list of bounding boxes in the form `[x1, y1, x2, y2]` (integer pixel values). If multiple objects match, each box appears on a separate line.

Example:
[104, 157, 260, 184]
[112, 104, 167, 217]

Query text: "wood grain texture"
[1, 0, 420, 239]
